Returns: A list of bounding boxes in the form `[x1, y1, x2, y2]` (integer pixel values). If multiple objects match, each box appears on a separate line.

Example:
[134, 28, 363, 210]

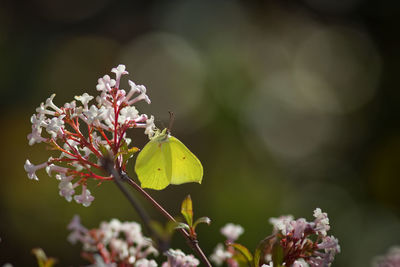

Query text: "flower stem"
[119, 172, 212, 267]
[103, 160, 169, 253]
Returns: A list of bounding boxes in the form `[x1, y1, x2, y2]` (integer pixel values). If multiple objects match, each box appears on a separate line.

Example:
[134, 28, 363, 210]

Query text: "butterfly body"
[135, 129, 203, 190]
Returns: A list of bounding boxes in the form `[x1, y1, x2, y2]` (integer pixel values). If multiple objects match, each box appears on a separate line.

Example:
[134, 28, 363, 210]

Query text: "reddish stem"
[66, 119, 103, 158]
[98, 128, 113, 148]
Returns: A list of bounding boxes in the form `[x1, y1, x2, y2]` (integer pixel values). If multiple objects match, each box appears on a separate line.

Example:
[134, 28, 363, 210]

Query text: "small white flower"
[30, 114, 46, 128]
[108, 218, 122, 233]
[96, 91, 113, 108]
[269, 215, 294, 236]
[210, 243, 232, 266]
[118, 106, 139, 124]
[35, 102, 55, 116]
[64, 100, 76, 109]
[293, 259, 309, 267]
[317, 235, 340, 253]
[45, 94, 63, 113]
[135, 259, 158, 267]
[74, 186, 95, 207]
[112, 64, 128, 87]
[67, 215, 87, 232]
[75, 93, 94, 109]
[122, 222, 142, 243]
[110, 238, 129, 260]
[125, 80, 140, 100]
[220, 223, 244, 241]
[24, 160, 47, 181]
[46, 164, 68, 176]
[313, 208, 330, 236]
[82, 105, 99, 124]
[164, 249, 199, 267]
[126, 81, 151, 105]
[96, 75, 116, 92]
[292, 218, 308, 239]
[144, 115, 156, 138]
[27, 126, 47, 145]
[45, 115, 65, 138]
[67, 215, 88, 245]
[58, 175, 76, 202]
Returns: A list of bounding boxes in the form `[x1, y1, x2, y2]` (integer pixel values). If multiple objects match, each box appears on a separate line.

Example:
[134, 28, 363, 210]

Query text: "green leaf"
[150, 220, 168, 240]
[229, 243, 253, 266]
[166, 219, 180, 235]
[193, 217, 211, 230]
[115, 140, 139, 164]
[181, 195, 193, 227]
[120, 148, 139, 165]
[272, 242, 284, 266]
[32, 248, 57, 267]
[254, 234, 275, 267]
[98, 143, 110, 158]
[175, 222, 190, 230]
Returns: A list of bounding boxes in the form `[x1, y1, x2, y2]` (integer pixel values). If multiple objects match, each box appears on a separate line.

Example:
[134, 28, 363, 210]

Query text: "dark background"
[0, 0, 399, 266]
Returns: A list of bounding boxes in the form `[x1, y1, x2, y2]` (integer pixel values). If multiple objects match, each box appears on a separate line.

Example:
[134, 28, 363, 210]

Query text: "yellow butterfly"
[135, 129, 203, 190]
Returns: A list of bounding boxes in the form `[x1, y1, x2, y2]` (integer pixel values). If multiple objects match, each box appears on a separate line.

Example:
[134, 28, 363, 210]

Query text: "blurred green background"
[1, 0, 399, 266]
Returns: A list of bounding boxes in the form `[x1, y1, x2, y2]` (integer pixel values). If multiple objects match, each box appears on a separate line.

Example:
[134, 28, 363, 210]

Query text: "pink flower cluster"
[210, 209, 340, 267]
[67, 216, 199, 267]
[24, 65, 156, 206]
[267, 208, 340, 266]
[373, 246, 400, 267]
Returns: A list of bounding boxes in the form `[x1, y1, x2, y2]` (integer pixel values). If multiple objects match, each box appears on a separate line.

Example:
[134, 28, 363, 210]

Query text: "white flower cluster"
[67, 216, 158, 265]
[373, 246, 400, 267]
[210, 244, 232, 266]
[220, 223, 244, 241]
[27, 64, 154, 146]
[67, 216, 202, 267]
[25, 65, 157, 206]
[162, 249, 200, 267]
[269, 208, 332, 240]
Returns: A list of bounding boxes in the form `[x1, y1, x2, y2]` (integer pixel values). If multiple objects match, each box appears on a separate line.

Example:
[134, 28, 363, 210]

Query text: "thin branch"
[119, 172, 212, 267]
[102, 158, 169, 252]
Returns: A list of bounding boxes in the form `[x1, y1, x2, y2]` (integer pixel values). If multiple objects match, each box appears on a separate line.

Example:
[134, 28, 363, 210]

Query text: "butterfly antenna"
[168, 111, 175, 134]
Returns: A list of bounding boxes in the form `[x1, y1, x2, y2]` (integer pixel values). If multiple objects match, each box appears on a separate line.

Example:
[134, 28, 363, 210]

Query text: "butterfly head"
[151, 128, 170, 143]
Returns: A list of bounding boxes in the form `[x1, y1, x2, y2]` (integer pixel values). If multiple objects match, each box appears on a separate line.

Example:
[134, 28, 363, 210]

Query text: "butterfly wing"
[168, 136, 203, 185]
[135, 139, 172, 190]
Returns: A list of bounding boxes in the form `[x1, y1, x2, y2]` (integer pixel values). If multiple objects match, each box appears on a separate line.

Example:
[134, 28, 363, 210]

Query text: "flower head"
[135, 258, 158, 267]
[373, 246, 400, 267]
[68, 216, 158, 265]
[268, 208, 339, 266]
[24, 159, 47, 181]
[220, 223, 244, 242]
[210, 244, 232, 266]
[212, 209, 339, 267]
[162, 249, 199, 267]
[25, 65, 158, 206]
